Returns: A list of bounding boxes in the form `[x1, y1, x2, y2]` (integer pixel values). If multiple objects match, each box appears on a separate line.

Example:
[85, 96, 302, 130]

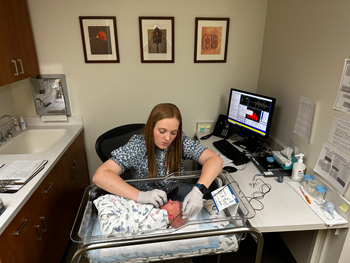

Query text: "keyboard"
[213, 139, 250, 166]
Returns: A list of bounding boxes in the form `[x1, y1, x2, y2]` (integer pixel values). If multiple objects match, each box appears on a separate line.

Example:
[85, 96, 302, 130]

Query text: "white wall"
[4, 0, 268, 179]
[257, 1, 350, 261]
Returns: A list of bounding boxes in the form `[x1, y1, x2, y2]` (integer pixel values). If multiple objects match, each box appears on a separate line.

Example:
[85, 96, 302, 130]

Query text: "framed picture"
[194, 17, 230, 63]
[79, 16, 120, 63]
[139, 16, 174, 63]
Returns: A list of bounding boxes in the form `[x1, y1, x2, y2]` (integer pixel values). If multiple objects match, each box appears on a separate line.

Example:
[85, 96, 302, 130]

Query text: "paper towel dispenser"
[29, 74, 71, 117]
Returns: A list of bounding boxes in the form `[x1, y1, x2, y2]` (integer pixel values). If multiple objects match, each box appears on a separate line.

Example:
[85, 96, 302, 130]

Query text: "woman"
[93, 103, 223, 219]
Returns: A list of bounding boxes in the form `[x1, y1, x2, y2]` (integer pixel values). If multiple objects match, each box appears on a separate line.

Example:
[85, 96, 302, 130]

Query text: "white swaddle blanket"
[89, 198, 221, 262]
[93, 194, 169, 235]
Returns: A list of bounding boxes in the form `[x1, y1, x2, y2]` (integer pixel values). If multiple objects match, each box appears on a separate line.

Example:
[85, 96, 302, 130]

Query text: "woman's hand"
[137, 189, 167, 208]
[182, 186, 204, 219]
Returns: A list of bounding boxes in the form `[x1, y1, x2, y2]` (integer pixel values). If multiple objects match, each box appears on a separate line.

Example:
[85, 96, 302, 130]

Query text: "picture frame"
[139, 16, 174, 63]
[194, 17, 230, 63]
[79, 16, 120, 63]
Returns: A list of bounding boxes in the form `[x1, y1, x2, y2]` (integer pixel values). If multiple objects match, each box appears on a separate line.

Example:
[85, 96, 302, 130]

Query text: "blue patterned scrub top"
[111, 133, 206, 193]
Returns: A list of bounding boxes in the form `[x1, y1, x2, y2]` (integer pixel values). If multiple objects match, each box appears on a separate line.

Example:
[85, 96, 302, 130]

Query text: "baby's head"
[160, 199, 186, 228]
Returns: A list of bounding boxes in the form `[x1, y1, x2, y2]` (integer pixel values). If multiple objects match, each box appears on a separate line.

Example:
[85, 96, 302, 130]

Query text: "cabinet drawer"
[0, 195, 37, 261]
[56, 130, 84, 176]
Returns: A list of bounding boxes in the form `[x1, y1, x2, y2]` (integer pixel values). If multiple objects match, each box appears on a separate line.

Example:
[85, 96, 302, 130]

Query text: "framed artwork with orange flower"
[139, 16, 174, 63]
[79, 16, 120, 63]
[194, 18, 230, 63]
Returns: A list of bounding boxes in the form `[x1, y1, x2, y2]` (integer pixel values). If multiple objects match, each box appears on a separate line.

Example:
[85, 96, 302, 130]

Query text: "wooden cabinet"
[0, 0, 39, 87]
[56, 131, 90, 235]
[0, 130, 90, 263]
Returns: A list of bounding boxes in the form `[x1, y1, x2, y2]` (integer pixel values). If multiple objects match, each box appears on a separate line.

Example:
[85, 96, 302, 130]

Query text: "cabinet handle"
[71, 160, 79, 178]
[35, 225, 43, 241]
[71, 166, 77, 179]
[43, 182, 53, 194]
[13, 219, 28, 236]
[40, 216, 47, 232]
[11, 60, 19, 76]
[17, 59, 24, 74]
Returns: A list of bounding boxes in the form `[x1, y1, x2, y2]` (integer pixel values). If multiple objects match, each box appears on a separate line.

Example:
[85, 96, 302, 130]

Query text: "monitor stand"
[232, 132, 261, 153]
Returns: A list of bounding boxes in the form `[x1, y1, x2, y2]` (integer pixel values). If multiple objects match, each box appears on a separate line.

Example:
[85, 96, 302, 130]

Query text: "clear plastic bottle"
[302, 174, 314, 187]
[291, 153, 306, 182]
[13, 118, 20, 130]
[20, 116, 26, 130]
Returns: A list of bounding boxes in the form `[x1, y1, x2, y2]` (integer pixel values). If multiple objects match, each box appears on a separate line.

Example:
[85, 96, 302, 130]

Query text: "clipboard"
[0, 160, 48, 193]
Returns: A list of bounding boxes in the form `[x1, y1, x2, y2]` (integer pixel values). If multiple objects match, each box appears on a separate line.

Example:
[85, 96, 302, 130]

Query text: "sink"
[0, 129, 67, 154]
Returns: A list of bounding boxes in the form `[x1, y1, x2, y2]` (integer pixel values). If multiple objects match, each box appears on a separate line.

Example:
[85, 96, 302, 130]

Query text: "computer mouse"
[223, 166, 237, 173]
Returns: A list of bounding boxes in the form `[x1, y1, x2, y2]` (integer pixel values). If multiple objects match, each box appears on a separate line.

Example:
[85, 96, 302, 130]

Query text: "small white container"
[13, 118, 20, 130]
[315, 186, 327, 200]
[20, 116, 26, 130]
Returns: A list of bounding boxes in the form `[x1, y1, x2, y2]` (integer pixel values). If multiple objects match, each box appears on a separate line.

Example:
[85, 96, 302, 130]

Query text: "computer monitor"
[227, 88, 276, 152]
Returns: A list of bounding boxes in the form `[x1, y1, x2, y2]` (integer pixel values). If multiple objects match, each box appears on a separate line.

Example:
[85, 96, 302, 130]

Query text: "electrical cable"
[211, 176, 272, 213]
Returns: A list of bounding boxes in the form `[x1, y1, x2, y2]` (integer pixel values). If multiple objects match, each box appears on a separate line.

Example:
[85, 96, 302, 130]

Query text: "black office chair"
[95, 123, 145, 179]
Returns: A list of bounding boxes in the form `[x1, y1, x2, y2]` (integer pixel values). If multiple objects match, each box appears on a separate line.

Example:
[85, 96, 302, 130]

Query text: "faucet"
[0, 115, 15, 142]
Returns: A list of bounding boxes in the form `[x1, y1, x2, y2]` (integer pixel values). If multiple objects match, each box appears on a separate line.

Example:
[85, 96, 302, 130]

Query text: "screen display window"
[228, 90, 274, 137]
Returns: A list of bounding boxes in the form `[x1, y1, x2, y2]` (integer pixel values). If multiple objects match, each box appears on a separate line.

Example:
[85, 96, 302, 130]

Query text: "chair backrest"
[95, 123, 145, 162]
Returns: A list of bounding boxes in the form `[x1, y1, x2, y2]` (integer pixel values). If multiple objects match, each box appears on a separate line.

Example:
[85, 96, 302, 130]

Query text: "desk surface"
[197, 132, 347, 233]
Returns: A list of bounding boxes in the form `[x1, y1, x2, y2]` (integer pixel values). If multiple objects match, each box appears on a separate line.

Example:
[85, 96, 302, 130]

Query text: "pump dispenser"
[291, 153, 306, 182]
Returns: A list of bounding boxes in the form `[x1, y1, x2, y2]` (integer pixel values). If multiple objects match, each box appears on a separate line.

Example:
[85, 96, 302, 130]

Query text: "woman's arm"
[92, 160, 140, 201]
[197, 149, 223, 188]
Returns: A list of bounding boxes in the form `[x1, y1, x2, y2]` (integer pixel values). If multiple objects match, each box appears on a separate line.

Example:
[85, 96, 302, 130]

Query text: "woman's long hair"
[143, 103, 182, 178]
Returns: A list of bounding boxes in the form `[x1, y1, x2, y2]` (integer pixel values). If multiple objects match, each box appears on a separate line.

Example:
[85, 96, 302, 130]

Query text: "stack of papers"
[0, 160, 48, 193]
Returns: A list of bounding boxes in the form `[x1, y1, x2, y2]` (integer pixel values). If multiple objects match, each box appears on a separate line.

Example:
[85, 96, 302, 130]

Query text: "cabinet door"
[35, 168, 69, 263]
[0, 1, 18, 86]
[0, 192, 44, 263]
[1, 0, 39, 81]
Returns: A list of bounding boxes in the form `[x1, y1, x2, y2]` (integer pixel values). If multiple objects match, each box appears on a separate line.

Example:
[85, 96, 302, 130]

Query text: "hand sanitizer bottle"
[291, 153, 306, 182]
[20, 116, 26, 130]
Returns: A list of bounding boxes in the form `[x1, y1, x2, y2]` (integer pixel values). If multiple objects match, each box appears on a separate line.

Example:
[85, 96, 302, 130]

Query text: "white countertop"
[0, 116, 84, 234]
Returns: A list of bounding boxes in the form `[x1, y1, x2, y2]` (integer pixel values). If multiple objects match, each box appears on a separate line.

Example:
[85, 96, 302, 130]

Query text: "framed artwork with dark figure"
[194, 17, 230, 63]
[79, 16, 120, 63]
[139, 16, 174, 63]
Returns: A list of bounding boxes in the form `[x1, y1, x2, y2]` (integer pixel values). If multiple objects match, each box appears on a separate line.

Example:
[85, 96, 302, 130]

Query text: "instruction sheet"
[314, 141, 350, 195]
[293, 96, 314, 143]
[328, 115, 350, 154]
[334, 59, 350, 114]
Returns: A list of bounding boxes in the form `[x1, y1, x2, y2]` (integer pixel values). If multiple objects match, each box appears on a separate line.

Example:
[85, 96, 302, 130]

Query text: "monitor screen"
[227, 88, 276, 152]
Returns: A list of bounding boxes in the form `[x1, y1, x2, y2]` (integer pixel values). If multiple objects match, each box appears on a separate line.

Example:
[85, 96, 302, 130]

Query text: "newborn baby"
[93, 194, 186, 235]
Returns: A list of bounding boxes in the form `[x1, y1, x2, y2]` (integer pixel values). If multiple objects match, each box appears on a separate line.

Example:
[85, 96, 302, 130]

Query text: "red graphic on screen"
[246, 108, 261, 122]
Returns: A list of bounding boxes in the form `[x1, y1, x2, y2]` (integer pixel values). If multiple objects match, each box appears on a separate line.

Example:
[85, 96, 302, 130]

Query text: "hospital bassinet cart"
[70, 170, 263, 263]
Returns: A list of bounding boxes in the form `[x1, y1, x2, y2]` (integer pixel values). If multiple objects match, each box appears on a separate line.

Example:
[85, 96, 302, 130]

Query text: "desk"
[196, 131, 349, 263]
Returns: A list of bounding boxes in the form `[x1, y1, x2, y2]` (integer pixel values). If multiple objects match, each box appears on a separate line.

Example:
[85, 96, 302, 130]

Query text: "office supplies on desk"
[0, 164, 5, 169]
[289, 182, 348, 226]
[213, 139, 250, 166]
